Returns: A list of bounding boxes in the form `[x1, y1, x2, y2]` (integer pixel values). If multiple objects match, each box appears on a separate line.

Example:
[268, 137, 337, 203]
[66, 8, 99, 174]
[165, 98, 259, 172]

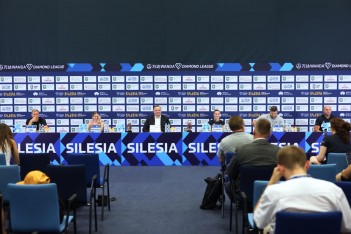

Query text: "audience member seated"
[208, 109, 225, 131]
[226, 118, 279, 190]
[310, 117, 351, 164]
[336, 164, 351, 181]
[0, 123, 19, 165]
[216, 115, 252, 164]
[254, 145, 351, 234]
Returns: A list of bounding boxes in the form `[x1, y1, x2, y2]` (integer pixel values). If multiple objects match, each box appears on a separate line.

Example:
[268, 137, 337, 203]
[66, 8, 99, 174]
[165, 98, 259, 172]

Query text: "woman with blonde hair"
[87, 111, 105, 132]
[0, 123, 19, 165]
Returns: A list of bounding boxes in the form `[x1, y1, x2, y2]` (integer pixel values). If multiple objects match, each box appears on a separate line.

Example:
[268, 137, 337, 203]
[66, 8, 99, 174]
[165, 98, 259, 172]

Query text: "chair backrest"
[66, 154, 100, 186]
[8, 183, 61, 232]
[327, 153, 348, 174]
[239, 165, 275, 212]
[335, 181, 351, 207]
[275, 211, 342, 234]
[0, 165, 21, 202]
[0, 153, 6, 165]
[308, 164, 337, 182]
[253, 180, 269, 208]
[47, 164, 88, 204]
[19, 153, 51, 180]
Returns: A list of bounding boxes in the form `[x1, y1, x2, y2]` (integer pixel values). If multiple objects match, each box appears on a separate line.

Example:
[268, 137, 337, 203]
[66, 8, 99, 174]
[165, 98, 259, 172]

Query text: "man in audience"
[252, 106, 284, 127]
[314, 105, 335, 132]
[217, 115, 253, 164]
[226, 118, 279, 189]
[254, 145, 351, 233]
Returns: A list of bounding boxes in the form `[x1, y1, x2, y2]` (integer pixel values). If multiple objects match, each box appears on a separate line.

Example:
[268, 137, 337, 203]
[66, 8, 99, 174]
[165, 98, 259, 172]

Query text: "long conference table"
[14, 132, 325, 166]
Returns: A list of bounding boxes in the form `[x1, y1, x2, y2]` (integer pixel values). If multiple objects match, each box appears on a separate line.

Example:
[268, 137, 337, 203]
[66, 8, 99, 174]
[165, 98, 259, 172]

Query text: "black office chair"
[19, 153, 51, 180]
[47, 164, 97, 233]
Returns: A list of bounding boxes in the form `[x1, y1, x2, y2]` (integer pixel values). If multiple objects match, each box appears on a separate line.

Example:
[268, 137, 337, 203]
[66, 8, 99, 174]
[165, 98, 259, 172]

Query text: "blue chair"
[0, 153, 6, 165]
[242, 180, 269, 233]
[19, 153, 51, 180]
[0, 193, 3, 234]
[221, 152, 235, 218]
[239, 166, 275, 234]
[327, 153, 348, 174]
[47, 164, 97, 234]
[0, 165, 21, 204]
[66, 153, 110, 221]
[275, 211, 342, 234]
[335, 181, 351, 207]
[308, 164, 337, 182]
[7, 183, 76, 233]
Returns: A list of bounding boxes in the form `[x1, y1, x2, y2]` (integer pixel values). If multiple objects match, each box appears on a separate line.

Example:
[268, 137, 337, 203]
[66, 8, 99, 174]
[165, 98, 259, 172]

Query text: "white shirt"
[154, 116, 161, 126]
[254, 177, 351, 233]
[0, 142, 12, 165]
[257, 114, 284, 126]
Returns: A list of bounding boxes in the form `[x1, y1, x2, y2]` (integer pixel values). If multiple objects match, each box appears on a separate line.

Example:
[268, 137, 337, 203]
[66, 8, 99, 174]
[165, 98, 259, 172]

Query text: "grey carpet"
[68, 166, 242, 234]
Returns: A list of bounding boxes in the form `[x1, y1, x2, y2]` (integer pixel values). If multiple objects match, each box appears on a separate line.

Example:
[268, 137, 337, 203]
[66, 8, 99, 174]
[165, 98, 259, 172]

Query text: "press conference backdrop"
[0, 62, 350, 132]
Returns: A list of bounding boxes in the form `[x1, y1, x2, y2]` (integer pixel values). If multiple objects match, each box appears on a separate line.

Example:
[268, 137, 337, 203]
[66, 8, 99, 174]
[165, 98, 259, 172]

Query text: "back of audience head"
[17, 170, 50, 185]
[228, 116, 244, 132]
[277, 145, 307, 171]
[331, 117, 351, 144]
[254, 118, 271, 138]
[0, 123, 13, 149]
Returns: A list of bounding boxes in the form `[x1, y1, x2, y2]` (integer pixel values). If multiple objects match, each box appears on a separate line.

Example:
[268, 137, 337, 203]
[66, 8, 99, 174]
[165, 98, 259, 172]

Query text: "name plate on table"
[212, 124, 223, 132]
[90, 125, 101, 133]
[273, 125, 284, 132]
[26, 125, 37, 133]
[150, 125, 161, 132]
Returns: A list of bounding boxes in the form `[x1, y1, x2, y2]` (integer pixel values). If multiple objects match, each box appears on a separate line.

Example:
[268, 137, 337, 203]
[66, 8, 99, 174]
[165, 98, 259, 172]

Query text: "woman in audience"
[310, 117, 351, 164]
[208, 109, 225, 131]
[87, 111, 105, 132]
[0, 123, 19, 165]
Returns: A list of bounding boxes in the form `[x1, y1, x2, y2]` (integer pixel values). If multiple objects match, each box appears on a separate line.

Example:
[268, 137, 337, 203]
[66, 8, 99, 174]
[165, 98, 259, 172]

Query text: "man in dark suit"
[226, 118, 280, 189]
[142, 105, 171, 132]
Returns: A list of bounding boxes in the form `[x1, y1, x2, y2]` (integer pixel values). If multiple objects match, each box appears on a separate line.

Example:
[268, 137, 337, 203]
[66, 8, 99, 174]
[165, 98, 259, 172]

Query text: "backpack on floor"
[200, 173, 222, 210]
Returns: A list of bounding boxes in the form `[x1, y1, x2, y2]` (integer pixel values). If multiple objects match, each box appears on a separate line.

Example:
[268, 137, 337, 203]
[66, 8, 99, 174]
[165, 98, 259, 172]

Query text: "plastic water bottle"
[104, 122, 109, 133]
[187, 121, 192, 132]
[127, 122, 132, 132]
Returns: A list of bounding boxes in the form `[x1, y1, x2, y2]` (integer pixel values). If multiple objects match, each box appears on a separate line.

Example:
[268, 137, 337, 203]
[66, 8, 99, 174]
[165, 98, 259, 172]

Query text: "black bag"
[200, 174, 222, 210]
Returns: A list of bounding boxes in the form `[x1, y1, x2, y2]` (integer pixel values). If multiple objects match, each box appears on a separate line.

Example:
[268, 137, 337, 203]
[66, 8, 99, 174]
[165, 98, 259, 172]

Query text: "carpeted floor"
[68, 166, 243, 234]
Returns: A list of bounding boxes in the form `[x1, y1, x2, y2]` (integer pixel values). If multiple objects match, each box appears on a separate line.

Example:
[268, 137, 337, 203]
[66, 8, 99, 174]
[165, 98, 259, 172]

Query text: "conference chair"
[0, 165, 21, 204]
[0, 194, 3, 234]
[239, 165, 275, 234]
[221, 152, 235, 218]
[0, 154, 5, 165]
[47, 164, 97, 234]
[66, 153, 110, 221]
[327, 153, 348, 174]
[241, 180, 268, 234]
[308, 164, 337, 182]
[7, 183, 76, 234]
[19, 153, 51, 180]
[335, 181, 351, 207]
[275, 211, 342, 234]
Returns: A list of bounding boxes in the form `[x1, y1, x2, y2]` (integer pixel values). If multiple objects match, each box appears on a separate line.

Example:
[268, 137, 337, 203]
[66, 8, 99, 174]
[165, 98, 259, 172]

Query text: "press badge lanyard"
[289, 174, 311, 180]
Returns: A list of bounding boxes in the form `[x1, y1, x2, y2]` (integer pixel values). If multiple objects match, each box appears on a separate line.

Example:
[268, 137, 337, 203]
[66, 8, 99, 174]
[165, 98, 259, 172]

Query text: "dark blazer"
[226, 138, 280, 187]
[142, 115, 171, 132]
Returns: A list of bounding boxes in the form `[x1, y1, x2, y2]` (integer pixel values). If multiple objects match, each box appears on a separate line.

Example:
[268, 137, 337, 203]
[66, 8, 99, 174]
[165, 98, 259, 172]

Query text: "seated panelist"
[208, 109, 225, 132]
[142, 105, 171, 132]
[87, 111, 105, 132]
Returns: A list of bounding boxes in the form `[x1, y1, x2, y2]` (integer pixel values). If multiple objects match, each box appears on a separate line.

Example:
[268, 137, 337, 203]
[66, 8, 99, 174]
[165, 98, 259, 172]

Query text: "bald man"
[314, 105, 335, 132]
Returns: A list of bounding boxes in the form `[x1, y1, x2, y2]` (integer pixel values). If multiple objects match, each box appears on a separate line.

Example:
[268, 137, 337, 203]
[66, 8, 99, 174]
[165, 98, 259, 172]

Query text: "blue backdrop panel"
[182, 132, 229, 166]
[121, 133, 182, 166]
[14, 133, 61, 164]
[305, 132, 325, 158]
[268, 132, 305, 149]
[60, 132, 121, 165]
